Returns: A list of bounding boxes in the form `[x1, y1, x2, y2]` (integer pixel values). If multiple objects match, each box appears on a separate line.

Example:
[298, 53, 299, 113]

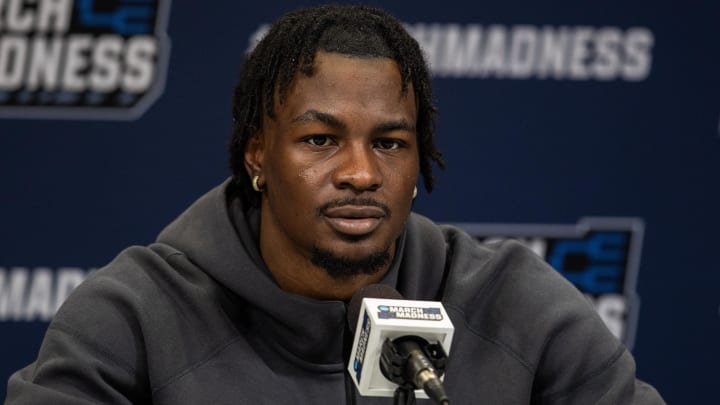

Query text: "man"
[6, 5, 664, 404]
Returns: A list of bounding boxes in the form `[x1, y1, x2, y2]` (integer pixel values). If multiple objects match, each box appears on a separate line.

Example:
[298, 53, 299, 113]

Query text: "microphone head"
[345, 286, 455, 400]
[347, 284, 403, 333]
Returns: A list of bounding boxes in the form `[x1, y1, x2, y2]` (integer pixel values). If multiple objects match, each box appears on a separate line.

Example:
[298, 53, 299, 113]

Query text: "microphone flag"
[347, 297, 454, 398]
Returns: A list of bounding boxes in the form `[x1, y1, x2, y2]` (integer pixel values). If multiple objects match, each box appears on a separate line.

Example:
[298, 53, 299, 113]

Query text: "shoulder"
[404, 216, 590, 319]
[54, 244, 194, 324]
[438, 231, 617, 365]
[402, 217, 664, 403]
[48, 245, 182, 358]
[48, 243, 239, 382]
[438, 233, 636, 395]
[443, 235, 588, 313]
[54, 241, 236, 337]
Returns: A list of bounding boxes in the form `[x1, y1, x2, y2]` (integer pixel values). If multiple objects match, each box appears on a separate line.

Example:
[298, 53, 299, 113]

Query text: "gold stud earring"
[252, 175, 262, 192]
[412, 186, 417, 199]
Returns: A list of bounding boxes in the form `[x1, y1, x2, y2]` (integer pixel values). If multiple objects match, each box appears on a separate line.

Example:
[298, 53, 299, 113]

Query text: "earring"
[412, 186, 417, 199]
[252, 175, 262, 192]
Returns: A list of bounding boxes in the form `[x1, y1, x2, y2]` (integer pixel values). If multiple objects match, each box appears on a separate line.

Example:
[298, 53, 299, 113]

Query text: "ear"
[244, 131, 265, 178]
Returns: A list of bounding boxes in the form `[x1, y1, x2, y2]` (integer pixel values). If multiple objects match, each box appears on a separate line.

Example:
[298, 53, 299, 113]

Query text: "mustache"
[317, 198, 391, 216]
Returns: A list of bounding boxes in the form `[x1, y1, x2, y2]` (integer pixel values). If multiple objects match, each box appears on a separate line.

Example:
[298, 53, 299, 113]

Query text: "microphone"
[346, 285, 454, 404]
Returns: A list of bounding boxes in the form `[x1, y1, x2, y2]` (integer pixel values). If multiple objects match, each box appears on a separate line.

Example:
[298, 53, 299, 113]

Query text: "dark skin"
[244, 51, 419, 301]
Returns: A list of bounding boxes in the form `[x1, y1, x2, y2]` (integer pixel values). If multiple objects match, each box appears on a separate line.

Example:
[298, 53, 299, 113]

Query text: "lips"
[322, 205, 387, 236]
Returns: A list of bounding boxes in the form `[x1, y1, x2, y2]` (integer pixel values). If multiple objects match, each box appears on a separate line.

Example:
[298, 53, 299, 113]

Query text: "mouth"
[322, 205, 387, 236]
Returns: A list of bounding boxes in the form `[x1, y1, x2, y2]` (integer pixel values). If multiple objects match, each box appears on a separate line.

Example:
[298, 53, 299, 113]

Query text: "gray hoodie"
[6, 181, 665, 404]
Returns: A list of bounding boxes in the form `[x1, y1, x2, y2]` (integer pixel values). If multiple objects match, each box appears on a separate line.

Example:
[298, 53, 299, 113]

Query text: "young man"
[6, 5, 664, 404]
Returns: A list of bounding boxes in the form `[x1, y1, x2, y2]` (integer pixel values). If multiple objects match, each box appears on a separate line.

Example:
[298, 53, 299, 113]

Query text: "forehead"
[273, 51, 416, 122]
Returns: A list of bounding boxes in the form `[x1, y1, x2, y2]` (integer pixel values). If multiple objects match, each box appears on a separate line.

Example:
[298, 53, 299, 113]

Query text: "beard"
[311, 246, 391, 280]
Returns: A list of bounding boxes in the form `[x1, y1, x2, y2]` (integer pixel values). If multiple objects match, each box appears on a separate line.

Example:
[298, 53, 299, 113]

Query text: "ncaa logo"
[0, 0, 171, 120]
[453, 217, 644, 350]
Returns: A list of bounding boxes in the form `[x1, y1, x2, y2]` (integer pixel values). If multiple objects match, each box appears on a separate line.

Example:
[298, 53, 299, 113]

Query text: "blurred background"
[1, 0, 718, 402]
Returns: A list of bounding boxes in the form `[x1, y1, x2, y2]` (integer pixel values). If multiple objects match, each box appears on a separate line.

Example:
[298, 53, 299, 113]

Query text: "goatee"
[311, 246, 391, 280]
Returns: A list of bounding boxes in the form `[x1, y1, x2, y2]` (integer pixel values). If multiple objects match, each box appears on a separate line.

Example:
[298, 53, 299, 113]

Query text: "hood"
[156, 179, 449, 369]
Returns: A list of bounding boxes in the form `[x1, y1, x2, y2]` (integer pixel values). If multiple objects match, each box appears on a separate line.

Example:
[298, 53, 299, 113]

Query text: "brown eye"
[306, 135, 332, 147]
[375, 138, 401, 150]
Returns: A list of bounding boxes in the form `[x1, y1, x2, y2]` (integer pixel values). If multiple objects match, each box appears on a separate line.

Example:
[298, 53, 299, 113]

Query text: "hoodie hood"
[156, 179, 449, 369]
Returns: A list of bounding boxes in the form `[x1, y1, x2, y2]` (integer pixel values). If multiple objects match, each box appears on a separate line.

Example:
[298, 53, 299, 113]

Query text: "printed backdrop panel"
[1, 1, 719, 403]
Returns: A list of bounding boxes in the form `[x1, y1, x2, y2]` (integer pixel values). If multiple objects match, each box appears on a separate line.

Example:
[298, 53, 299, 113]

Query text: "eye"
[305, 135, 333, 147]
[375, 138, 402, 150]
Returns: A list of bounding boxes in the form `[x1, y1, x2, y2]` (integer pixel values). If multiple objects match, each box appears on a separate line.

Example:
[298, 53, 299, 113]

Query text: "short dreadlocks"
[228, 4, 444, 208]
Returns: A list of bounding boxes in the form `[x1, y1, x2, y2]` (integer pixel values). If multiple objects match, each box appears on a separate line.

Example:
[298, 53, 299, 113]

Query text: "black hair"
[228, 4, 444, 207]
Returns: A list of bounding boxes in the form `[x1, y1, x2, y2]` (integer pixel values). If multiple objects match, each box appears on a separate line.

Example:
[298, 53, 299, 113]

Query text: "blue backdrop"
[1, 1, 719, 403]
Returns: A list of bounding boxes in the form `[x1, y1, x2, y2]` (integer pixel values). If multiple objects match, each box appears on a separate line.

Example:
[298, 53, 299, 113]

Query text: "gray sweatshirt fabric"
[6, 181, 665, 404]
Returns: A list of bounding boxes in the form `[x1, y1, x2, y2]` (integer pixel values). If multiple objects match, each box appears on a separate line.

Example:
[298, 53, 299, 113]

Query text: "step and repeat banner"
[1, 0, 719, 402]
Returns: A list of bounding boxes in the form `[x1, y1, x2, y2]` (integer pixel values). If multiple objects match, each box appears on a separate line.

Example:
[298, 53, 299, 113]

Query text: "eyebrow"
[292, 109, 415, 134]
[373, 119, 415, 134]
[292, 110, 346, 130]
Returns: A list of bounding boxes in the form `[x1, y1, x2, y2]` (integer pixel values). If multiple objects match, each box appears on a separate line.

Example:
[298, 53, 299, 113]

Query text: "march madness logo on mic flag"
[377, 305, 444, 321]
[454, 217, 644, 350]
[0, 0, 171, 120]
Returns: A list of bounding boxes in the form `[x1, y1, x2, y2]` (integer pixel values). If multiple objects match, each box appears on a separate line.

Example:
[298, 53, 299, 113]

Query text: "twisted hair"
[228, 4, 444, 207]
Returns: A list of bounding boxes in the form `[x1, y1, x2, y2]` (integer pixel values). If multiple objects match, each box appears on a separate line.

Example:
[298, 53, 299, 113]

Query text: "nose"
[333, 143, 382, 193]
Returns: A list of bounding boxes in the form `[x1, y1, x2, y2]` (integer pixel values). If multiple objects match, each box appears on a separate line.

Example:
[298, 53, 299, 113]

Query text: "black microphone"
[346, 285, 453, 405]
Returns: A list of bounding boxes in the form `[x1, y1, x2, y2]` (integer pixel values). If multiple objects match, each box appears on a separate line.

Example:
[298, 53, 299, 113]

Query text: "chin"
[325, 238, 391, 259]
[311, 243, 392, 280]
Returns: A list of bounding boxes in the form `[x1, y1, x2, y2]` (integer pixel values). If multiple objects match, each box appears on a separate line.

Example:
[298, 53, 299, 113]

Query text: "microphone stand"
[393, 383, 417, 405]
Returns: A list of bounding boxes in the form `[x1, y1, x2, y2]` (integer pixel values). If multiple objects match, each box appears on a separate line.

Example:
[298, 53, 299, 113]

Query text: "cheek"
[386, 172, 417, 211]
[292, 162, 327, 201]
[387, 159, 419, 190]
[267, 158, 325, 219]
[298, 166, 321, 185]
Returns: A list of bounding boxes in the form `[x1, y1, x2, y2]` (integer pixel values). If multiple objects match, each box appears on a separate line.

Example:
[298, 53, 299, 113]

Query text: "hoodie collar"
[156, 180, 416, 368]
